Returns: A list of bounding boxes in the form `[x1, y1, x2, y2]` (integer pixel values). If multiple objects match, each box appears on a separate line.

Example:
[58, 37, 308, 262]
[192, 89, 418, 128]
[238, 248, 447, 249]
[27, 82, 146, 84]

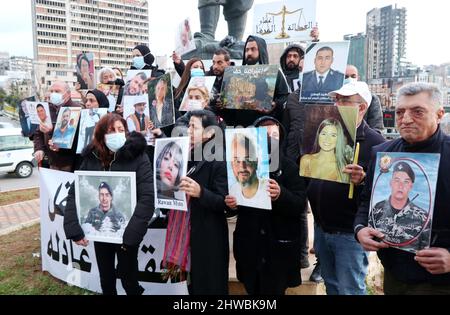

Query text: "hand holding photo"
[225, 127, 272, 210]
[75, 171, 137, 244]
[369, 153, 440, 253]
[154, 137, 190, 211]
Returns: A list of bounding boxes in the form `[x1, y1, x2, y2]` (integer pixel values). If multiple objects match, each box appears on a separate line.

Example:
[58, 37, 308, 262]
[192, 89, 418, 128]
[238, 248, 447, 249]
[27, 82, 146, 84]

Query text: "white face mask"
[187, 100, 204, 110]
[50, 92, 64, 106]
[105, 132, 126, 153]
[344, 77, 357, 85]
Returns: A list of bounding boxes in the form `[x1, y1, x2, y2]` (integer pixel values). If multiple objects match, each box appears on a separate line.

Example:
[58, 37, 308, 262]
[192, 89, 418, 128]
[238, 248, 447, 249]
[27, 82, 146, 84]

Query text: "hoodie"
[280, 44, 304, 92]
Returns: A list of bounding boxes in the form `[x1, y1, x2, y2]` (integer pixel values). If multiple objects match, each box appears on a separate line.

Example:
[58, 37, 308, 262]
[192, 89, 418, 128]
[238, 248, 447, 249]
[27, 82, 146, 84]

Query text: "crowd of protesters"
[26, 26, 450, 296]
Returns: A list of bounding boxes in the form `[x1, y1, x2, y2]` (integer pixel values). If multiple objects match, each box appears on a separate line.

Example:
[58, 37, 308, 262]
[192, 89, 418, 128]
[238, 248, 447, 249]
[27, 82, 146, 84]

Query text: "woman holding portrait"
[155, 141, 183, 200]
[162, 110, 229, 295]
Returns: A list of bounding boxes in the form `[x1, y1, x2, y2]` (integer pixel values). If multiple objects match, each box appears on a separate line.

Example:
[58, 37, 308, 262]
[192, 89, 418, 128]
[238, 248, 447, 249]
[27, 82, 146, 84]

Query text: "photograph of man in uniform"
[371, 161, 429, 248]
[83, 182, 126, 233]
[228, 131, 271, 210]
[301, 44, 347, 103]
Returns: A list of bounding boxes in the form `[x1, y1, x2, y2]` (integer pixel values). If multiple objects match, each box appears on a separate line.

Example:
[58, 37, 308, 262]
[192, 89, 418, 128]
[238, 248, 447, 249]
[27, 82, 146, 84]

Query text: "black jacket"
[64, 132, 155, 246]
[187, 148, 230, 295]
[364, 94, 385, 133]
[232, 117, 307, 294]
[282, 89, 304, 163]
[354, 127, 450, 285]
[307, 120, 386, 234]
[233, 155, 307, 294]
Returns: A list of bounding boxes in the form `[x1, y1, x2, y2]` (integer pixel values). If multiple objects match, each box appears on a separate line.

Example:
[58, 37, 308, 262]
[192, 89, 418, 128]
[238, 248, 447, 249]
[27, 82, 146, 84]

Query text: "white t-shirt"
[230, 178, 271, 210]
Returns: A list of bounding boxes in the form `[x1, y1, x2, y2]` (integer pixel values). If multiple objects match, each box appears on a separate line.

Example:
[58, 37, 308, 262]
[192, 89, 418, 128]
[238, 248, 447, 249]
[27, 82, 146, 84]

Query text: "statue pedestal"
[181, 33, 245, 60]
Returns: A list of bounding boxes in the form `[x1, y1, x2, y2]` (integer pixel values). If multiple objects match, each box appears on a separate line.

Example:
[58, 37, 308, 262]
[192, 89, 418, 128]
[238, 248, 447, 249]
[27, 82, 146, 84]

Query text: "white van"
[0, 128, 36, 178]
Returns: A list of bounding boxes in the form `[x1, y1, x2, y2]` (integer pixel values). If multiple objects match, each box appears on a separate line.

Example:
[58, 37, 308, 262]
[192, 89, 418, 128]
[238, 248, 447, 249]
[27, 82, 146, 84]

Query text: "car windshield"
[0, 135, 33, 151]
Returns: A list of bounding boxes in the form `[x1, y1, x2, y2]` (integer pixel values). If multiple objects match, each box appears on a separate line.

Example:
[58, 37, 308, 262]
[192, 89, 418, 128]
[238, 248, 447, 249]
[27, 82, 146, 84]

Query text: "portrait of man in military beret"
[370, 161, 430, 249]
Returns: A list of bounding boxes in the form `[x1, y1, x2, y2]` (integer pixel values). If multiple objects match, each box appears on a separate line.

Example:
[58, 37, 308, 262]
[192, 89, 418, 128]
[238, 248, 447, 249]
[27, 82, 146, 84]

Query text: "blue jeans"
[314, 224, 369, 295]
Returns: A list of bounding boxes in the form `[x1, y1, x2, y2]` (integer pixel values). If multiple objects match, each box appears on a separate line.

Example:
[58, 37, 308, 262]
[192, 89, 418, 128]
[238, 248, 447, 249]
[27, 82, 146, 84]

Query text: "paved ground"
[0, 170, 39, 192]
[0, 199, 40, 236]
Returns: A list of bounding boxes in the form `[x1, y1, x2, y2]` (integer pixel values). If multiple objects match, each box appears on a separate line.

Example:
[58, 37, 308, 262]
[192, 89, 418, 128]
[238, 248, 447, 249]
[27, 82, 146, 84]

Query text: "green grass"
[0, 224, 93, 295]
[0, 188, 39, 206]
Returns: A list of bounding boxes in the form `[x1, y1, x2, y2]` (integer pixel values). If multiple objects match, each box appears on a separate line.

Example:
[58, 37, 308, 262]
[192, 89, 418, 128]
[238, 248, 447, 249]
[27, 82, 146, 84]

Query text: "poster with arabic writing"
[253, 0, 316, 44]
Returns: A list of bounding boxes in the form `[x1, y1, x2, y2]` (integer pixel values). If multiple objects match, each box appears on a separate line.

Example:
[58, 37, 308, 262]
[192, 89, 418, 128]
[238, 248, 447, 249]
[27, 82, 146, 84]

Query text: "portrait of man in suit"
[301, 46, 345, 103]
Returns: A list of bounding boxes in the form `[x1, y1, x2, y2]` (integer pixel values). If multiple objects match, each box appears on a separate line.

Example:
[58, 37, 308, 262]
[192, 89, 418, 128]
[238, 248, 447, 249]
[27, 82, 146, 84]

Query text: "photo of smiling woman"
[300, 118, 353, 183]
[154, 138, 189, 210]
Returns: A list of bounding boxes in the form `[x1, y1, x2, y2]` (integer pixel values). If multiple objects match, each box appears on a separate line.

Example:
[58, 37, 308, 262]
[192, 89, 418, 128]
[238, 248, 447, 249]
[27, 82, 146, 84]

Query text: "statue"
[182, 0, 255, 60]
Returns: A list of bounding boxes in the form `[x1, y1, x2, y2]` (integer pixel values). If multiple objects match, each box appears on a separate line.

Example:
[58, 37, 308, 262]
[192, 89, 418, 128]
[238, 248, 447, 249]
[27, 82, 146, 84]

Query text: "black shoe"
[300, 256, 310, 269]
[309, 263, 323, 283]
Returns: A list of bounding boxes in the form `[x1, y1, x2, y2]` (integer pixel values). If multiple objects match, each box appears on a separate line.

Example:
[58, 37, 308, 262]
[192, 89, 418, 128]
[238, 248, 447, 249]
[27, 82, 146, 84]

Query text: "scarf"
[162, 196, 191, 282]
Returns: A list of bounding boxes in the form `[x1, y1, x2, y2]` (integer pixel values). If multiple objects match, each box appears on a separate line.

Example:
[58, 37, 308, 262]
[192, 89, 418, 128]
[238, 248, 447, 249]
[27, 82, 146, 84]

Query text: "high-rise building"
[366, 4, 407, 79]
[343, 33, 367, 82]
[31, 0, 149, 94]
[9, 56, 34, 73]
[0, 52, 10, 75]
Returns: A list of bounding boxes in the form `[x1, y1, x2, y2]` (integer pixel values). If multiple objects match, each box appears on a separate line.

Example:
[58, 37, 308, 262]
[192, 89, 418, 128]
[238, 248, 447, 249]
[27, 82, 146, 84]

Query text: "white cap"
[328, 81, 372, 106]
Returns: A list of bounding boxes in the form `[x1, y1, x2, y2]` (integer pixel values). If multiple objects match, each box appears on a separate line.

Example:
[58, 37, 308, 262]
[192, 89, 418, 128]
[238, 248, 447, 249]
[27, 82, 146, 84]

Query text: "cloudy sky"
[0, 0, 448, 67]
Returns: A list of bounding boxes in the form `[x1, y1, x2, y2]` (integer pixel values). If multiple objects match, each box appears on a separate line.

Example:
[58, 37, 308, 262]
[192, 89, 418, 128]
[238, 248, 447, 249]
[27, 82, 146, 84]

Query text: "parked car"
[0, 128, 36, 178]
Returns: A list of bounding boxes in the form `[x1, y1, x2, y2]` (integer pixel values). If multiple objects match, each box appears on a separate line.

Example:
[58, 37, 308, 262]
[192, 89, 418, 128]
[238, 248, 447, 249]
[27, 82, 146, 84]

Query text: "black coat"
[233, 156, 307, 294]
[282, 89, 304, 163]
[64, 132, 155, 247]
[187, 149, 230, 295]
[354, 127, 450, 285]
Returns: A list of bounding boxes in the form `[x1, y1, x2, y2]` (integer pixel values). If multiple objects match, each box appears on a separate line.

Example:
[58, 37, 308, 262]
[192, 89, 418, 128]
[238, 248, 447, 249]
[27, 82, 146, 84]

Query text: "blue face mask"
[344, 77, 357, 85]
[50, 92, 64, 106]
[190, 68, 205, 77]
[105, 132, 126, 153]
[132, 56, 145, 70]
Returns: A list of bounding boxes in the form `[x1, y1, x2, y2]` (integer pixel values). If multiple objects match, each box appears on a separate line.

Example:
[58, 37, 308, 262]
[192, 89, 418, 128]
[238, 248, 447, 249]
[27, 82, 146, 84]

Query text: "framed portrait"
[123, 95, 155, 146]
[154, 137, 190, 211]
[76, 52, 95, 90]
[51, 107, 82, 150]
[179, 76, 216, 112]
[225, 127, 272, 210]
[300, 104, 358, 184]
[300, 41, 350, 104]
[25, 101, 51, 127]
[253, 0, 317, 43]
[76, 108, 108, 154]
[75, 171, 137, 244]
[221, 65, 279, 111]
[147, 73, 175, 128]
[369, 153, 440, 253]
[124, 70, 152, 96]
[175, 18, 196, 56]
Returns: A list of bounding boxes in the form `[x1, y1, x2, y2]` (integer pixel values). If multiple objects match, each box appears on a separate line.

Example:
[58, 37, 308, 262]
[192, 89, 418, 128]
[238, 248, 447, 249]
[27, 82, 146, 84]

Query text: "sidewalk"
[0, 199, 40, 236]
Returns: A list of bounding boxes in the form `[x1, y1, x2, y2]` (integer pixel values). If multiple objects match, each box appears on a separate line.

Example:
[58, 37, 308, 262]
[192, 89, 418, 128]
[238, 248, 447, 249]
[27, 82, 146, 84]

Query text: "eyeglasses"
[345, 74, 357, 79]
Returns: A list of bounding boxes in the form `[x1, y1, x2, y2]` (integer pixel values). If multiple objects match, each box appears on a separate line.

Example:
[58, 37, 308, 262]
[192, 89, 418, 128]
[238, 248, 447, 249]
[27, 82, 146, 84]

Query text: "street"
[0, 170, 39, 192]
[0, 113, 39, 192]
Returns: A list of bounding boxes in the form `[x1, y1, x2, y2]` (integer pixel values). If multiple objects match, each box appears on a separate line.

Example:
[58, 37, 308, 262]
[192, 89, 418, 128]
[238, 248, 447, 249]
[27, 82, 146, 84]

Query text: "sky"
[0, 0, 449, 67]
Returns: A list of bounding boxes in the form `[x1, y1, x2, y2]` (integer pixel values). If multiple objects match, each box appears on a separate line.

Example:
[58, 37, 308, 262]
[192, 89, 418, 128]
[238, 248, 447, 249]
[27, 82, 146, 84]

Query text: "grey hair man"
[354, 82, 450, 295]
